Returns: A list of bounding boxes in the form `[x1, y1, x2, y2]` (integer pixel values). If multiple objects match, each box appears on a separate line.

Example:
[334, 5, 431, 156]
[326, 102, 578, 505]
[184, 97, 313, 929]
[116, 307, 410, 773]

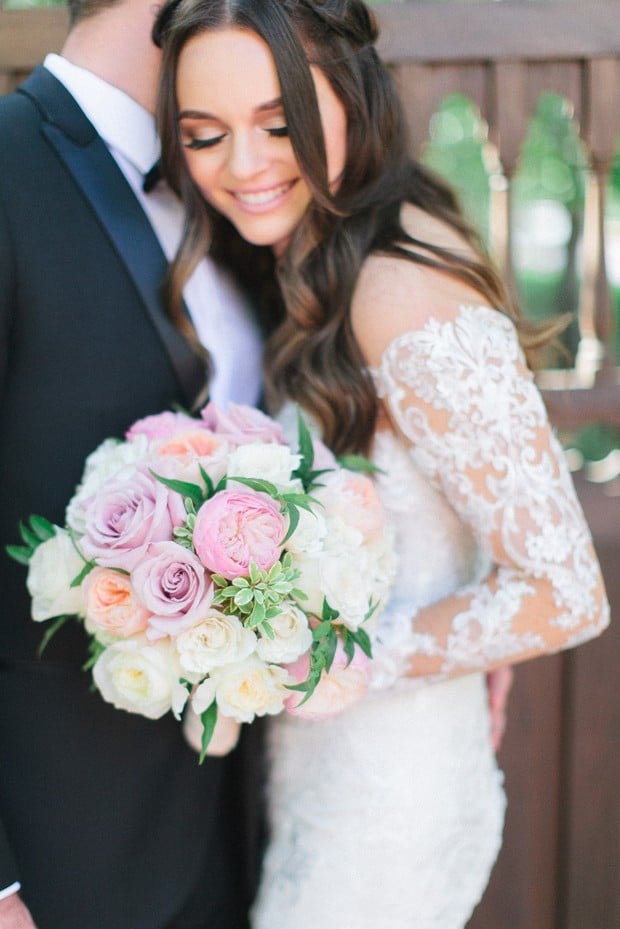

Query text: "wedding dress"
[251, 305, 608, 929]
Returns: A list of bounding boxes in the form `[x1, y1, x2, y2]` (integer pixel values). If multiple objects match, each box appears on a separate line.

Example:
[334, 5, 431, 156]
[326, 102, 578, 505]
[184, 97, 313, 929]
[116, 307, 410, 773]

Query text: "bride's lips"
[228, 179, 298, 213]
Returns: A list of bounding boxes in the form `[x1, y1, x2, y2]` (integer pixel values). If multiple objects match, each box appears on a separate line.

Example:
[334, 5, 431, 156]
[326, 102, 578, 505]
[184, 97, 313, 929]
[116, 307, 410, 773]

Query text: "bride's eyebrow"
[178, 98, 284, 121]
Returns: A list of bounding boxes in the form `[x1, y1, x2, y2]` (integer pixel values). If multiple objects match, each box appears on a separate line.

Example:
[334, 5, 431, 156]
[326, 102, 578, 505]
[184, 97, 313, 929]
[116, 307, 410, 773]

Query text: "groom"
[0, 1, 264, 927]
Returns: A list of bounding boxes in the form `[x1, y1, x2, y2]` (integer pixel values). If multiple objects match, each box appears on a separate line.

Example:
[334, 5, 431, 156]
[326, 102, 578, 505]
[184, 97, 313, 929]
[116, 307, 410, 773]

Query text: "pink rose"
[80, 468, 174, 571]
[84, 568, 150, 637]
[285, 640, 371, 720]
[131, 541, 212, 638]
[193, 489, 286, 578]
[125, 411, 202, 441]
[200, 402, 287, 446]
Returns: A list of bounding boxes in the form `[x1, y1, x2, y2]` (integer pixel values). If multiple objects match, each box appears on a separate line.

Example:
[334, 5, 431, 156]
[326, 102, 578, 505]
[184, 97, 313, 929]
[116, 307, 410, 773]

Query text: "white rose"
[197, 657, 290, 723]
[256, 603, 312, 663]
[227, 442, 301, 489]
[284, 505, 327, 555]
[175, 610, 256, 675]
[66, 435, 150, 533]
[92, 636, 187, 720]
[26, 529, 86, 621]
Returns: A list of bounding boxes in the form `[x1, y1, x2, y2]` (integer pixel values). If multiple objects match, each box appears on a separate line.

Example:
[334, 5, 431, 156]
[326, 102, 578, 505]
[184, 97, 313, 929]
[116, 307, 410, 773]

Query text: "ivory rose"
[192, 656, 290, 723]
[84, 568, 149, 638]
[175, 609, 256, 675]
[285, 641, 371, 720]
[26, 529, 86, 621]
[256, 603, 312, 664]
[192, 489, 286, 578]
[227, 442, 301, 489]
[92, 637, 187, 720]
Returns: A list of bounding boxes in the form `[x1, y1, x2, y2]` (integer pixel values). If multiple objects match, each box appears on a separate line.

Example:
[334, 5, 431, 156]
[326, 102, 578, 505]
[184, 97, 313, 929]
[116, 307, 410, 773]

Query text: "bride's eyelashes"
[182, 125, 290, 151]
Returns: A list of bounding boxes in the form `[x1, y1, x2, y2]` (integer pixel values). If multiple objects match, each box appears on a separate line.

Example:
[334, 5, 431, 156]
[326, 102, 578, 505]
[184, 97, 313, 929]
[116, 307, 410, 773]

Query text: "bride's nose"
[227, 132, 269, 179]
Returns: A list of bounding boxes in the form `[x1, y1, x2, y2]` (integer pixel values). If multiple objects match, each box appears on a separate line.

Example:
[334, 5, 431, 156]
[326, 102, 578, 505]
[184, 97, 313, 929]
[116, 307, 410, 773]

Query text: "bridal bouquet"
[8, 403, 394, 759]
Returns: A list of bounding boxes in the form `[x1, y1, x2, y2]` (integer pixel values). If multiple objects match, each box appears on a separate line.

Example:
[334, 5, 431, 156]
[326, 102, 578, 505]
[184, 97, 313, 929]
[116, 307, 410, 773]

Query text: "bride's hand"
[182, 706, 242, 757]
[486, 666, 514, 752]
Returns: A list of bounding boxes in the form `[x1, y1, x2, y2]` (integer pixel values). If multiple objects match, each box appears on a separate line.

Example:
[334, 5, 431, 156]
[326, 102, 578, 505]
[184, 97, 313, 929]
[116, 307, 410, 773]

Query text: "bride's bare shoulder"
[351, 203, 487, 366]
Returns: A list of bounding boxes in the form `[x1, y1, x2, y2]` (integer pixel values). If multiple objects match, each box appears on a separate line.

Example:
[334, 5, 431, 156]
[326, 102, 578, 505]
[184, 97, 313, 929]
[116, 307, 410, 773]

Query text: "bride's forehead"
[177, 28, 283, 101]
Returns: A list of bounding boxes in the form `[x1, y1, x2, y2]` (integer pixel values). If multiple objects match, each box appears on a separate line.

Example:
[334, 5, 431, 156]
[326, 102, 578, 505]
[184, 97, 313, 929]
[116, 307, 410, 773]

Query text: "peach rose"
[84, 568, 150, 638]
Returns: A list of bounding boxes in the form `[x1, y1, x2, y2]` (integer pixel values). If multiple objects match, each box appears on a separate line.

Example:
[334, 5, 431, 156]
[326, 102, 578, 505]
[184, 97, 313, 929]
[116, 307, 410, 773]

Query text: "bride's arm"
[352, 252, 609, 681]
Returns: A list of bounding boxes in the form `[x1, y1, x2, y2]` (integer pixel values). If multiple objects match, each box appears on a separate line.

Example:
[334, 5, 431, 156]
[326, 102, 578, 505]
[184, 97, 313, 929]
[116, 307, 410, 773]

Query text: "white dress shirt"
[43, 54, 264, 408]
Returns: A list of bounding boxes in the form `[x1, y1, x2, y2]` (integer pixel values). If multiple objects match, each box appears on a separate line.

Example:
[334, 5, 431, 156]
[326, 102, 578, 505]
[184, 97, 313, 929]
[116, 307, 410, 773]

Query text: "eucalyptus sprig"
[211, 554, 306, 637]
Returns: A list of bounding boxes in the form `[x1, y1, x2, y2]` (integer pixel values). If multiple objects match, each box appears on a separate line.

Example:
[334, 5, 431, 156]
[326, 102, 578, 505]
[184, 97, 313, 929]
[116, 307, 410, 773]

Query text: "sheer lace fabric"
[251, 305, 608, 929]
[370, 304, 608, 681]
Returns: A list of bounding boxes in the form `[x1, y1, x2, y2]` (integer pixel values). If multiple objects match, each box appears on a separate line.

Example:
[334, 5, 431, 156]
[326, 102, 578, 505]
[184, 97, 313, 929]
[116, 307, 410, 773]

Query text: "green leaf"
[351, 625, 373, 658]
[29, 515, 57, 542]
[260, 620, 275, 640]
[199, 465, 215, 498]
[341, 630, 356, 665]
[37, 615, 70, 657]
[82, 637, 106, 671]
[18, 521, 39, 550]
[70, 559, 96, 588]
[321, 598, 340, 624]
[5, 544, 32, 565]
[150, 470, 205, 509]
[337, 454, 383, 475]
[233, 587, 254, 607]
[281, 503, 300, 544]
[199, 701, 219, 765]
[229, 476, 280, 498]
[296, 408, 315, 471]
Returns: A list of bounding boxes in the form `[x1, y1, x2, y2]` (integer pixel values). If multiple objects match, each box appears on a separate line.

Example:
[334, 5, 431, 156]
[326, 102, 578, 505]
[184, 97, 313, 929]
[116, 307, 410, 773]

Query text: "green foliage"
[212, 554, 304, 634]
[5, 514, 56, 565]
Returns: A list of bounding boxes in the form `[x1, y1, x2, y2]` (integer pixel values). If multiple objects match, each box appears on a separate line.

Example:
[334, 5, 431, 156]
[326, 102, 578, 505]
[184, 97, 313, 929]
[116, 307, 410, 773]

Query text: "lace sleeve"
[373, 304, 609, 679]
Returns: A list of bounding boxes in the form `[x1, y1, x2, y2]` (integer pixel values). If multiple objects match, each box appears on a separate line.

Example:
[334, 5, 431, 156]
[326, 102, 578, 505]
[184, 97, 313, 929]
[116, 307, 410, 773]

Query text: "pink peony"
[125, 411, 202, 442]
[200, 402, 287, 446]
[192, 489, 286, 579]
[84, 568, 150, 638]
[131, 541, 212, 638]
[285, 640, 371, 720]
[80, 468, 174, 571]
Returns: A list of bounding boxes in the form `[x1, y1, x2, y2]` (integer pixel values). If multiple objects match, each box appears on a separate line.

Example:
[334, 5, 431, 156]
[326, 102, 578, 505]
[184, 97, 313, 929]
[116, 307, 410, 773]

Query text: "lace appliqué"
[371, 305, 609, 678]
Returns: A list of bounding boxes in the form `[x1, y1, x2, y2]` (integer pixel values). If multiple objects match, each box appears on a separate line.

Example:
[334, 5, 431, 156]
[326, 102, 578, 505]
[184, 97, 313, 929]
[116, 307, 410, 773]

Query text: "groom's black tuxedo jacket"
[0, 67, 262, 929]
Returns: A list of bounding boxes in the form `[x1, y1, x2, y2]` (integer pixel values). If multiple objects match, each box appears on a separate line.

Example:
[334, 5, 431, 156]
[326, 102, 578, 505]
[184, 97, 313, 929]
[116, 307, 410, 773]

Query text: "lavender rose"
[131, 541, 211, 638]
[80, 468, 174, 571]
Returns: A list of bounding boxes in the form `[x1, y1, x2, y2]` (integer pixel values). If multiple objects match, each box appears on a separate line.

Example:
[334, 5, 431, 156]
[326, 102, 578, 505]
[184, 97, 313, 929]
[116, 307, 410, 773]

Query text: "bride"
[153, 0, 610, 925]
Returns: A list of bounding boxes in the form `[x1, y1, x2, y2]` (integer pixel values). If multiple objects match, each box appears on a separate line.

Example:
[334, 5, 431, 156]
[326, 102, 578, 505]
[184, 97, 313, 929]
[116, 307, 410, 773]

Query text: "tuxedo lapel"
[19, 67, 208, 411]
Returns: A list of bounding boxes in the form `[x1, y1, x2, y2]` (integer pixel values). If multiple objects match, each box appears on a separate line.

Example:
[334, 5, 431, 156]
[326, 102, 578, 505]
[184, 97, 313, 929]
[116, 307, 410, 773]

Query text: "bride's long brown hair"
[154, 0, 558, 454]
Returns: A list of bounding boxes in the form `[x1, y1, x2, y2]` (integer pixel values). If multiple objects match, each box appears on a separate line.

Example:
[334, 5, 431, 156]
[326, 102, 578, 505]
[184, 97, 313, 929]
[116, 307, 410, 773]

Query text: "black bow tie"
[143, 160, 162, 193]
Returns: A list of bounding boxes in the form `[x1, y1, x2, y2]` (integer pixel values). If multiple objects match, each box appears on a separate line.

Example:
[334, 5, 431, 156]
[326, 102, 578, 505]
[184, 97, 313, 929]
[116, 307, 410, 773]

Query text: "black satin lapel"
[20, 68, 208, 410]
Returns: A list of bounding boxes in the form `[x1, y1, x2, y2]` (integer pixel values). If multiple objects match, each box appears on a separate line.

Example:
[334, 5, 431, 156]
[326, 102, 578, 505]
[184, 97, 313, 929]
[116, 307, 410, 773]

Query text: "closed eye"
[183, 135, 226, 150]
[267, 126, 289, 138]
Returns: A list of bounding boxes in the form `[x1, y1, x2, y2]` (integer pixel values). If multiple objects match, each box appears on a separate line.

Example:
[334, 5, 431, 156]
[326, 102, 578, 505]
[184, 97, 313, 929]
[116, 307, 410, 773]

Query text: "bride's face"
[176, 27, 347, 253]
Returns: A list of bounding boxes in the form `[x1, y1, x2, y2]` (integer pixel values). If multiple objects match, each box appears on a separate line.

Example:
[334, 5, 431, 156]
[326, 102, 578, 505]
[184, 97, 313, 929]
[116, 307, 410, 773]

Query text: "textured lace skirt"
[251, 673, 505, 929]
